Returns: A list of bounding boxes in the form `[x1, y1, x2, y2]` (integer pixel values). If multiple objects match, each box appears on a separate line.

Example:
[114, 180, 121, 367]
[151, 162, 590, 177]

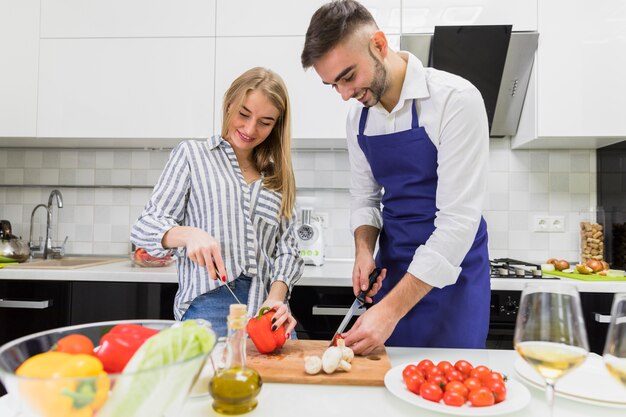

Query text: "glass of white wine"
[514, 282, 589, 415]
[603, 293, 626, 386]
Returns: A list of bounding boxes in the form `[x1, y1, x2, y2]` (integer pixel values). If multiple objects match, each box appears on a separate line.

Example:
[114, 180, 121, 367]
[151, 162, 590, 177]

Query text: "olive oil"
[209, 304, 262, 414]
[210, 366, 262, 414]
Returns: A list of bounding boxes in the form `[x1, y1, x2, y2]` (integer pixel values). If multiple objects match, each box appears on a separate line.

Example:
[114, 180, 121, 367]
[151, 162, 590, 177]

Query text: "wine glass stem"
[545, 381, 556, 417]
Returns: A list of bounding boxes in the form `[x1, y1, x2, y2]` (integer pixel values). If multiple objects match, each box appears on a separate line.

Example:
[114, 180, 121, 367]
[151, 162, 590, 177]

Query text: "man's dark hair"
[301, 0, 377, 69]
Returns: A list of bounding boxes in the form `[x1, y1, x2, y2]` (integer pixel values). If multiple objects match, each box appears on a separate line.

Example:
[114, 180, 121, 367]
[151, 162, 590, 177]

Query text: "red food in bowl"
[132, 248, 174, 267]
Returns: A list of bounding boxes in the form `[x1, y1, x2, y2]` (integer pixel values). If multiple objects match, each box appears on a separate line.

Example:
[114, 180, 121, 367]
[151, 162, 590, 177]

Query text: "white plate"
[514, 354, 626, 408]
[384, 362, 531, 416]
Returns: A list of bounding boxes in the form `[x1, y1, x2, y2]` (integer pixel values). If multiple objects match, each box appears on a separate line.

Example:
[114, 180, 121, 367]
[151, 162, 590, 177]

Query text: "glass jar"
[579, 207, 606, 265]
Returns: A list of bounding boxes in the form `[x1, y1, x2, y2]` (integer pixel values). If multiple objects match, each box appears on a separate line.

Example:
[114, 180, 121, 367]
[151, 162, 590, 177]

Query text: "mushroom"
[304, 355, 322, 375]
[322, 346, 352, 374]
[335, 338, 354, 363]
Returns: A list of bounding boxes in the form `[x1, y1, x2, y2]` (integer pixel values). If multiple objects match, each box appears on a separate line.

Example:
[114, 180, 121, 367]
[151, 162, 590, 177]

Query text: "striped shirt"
[131, 136, 304, 320]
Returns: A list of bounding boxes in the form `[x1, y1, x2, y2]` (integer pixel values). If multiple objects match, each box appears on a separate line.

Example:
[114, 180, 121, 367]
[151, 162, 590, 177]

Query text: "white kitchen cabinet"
[214, 36, 350, 145]
[402, 0, 537, 33]
[0, 0, 39, 138]
[37, 38, 215, 146]
[511, 0, 626, 149]
[216, 0, 400, 37]
[41, 0, 216, 38]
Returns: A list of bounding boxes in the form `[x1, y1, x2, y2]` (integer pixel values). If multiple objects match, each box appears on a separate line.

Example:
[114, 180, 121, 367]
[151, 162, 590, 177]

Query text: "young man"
[301, 0, 490, 354]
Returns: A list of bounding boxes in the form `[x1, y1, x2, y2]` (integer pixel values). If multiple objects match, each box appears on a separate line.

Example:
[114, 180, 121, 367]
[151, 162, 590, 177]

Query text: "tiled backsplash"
[0, 139, 595, 262]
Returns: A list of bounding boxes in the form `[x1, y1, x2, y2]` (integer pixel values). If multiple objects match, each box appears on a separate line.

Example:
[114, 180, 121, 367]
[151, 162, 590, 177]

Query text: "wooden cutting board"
[246, 339, 391, 386]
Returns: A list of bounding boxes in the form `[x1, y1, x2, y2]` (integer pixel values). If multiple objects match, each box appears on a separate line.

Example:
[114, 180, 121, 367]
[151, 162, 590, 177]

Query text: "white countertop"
[1, 258, 626, 293]
[1, 347, 624, 417]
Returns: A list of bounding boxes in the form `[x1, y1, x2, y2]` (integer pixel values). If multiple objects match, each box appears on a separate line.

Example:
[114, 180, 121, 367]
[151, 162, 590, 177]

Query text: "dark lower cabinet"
[0, 279, 178, 396]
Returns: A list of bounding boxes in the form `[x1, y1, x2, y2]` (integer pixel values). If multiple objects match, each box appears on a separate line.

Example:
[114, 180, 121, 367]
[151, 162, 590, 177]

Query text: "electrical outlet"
[533, 216, 550, 232]
[316, 212, 329, 229]
[550, 216, 565, 232]
[533, 215, 565, 232]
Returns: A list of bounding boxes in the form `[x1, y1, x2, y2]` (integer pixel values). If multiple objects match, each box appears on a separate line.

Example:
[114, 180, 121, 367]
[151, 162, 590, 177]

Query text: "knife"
[329, 268, 381, 346]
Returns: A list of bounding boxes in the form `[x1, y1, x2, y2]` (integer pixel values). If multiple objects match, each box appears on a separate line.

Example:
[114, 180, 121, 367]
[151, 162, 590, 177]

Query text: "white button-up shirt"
[346, 52, 489, 288]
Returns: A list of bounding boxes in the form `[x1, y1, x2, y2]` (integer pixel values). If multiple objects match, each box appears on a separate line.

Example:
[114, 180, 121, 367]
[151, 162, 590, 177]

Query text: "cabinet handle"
[594, 312, 611, 323]
[0, 299, 52, 309]
[312, 306, 366, 316]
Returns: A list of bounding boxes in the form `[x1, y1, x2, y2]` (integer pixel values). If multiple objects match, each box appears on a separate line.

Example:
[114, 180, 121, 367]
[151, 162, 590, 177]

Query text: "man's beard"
[365, 47, 388, 107]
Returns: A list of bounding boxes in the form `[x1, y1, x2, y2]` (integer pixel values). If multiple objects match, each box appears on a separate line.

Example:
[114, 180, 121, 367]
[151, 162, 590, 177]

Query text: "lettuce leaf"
[97, 320, 215, 417]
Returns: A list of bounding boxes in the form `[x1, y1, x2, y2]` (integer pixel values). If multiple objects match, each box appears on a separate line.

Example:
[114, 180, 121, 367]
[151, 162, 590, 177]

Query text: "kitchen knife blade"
[329, 268, 380, 346]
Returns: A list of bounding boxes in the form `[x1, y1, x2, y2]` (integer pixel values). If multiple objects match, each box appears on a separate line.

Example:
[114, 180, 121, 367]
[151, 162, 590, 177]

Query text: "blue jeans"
[181, 275, 252, 337]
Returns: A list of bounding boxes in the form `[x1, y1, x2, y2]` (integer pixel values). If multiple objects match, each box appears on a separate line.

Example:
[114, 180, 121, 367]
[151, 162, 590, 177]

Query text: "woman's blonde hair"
[221, 67, 296, 219]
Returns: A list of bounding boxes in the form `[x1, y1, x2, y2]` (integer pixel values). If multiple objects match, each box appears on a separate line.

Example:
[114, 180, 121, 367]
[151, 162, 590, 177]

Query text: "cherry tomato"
[405, 373, 426, 394]
[417, 359, 435, 374]
[485, 379, 507, 404]
[54, 334, 94, 355]
[470, 365, 491, 381]
[443, 390, 466, 407]
[437, 360, 454, 374]
[428, 374, 447, 387]
[454, 359, 474, 378]
[402, 364, 420, 381]
[445, 369, 464, 383]
[419, 382, 443, 403]
[482, 371, 506, 385]
[425, 366, 444, 380]
[463, 377, 482, 391]
[468, 387, 495, 407]
[445, 380, 469, 399]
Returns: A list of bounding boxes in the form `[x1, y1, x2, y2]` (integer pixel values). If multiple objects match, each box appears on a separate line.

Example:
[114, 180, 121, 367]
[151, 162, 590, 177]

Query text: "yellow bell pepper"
[16, 351, 110, 417]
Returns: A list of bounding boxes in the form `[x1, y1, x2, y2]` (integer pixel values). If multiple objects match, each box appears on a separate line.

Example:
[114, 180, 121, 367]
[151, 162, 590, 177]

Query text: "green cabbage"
[97, 320, 215, 417]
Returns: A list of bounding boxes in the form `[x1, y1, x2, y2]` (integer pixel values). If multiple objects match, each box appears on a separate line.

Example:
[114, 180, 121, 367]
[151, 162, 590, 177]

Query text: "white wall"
[0, 140, 594, 262]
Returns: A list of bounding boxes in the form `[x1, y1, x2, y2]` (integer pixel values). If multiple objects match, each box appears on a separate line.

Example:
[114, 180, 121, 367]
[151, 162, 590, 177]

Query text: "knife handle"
[356, 268, 381, 304]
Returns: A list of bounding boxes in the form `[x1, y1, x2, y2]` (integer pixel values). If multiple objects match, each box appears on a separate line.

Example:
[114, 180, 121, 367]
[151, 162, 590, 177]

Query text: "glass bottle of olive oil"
[209, 304, 262, 414]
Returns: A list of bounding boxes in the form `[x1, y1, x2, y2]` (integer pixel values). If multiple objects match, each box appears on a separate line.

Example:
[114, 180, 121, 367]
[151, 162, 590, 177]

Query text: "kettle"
[0, 220, 30, 263]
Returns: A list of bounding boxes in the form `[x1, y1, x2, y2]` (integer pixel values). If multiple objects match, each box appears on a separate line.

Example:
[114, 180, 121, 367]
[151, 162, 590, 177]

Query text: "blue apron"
[357, 100, 490, 348]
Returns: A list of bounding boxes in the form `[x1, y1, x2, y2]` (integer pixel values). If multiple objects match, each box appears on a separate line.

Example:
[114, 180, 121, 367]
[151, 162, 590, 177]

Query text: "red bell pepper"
[246, 307, 286, 354]
[94, 323, 159, 373]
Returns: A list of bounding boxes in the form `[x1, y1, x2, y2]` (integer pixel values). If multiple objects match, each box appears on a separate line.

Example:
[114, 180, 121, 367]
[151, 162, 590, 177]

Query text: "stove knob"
[500, 297, 519, 315]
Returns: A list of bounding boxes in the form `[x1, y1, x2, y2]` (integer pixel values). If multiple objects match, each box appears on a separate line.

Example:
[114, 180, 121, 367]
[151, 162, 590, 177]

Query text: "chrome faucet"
[28, 189, 68, 259]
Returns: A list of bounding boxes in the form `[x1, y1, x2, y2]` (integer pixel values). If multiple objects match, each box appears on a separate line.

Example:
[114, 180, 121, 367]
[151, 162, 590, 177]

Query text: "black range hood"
[400, 25, 539, 138]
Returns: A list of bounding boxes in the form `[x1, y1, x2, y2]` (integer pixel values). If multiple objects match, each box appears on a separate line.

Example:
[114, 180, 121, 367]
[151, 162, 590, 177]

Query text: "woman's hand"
[163, 226, 225, 280]
[261, 300, 297, 338]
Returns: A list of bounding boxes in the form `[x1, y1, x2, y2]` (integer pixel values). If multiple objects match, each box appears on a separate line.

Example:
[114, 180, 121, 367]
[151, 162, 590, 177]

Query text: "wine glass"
[603, 293, 626, 386]
[514, 282, 589, 415]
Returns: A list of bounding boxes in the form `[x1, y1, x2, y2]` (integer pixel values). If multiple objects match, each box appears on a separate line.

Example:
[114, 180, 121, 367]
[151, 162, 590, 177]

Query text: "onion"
[585, 259, 604, 273]
[546, 258, 558, 266]
[601, 261, 610, 271]
[541, 263, 556, 272]
[576, 264, 593, 274]
[555, 260, 570, 271]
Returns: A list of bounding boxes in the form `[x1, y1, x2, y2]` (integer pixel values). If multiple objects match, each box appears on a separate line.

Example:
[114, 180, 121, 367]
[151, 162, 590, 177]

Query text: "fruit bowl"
[0, 319, 216, 417]
[131, 248, 175, 267]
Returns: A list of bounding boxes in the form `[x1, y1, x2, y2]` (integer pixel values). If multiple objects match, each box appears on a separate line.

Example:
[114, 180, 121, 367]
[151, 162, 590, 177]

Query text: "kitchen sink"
[5, 257, 126, 270]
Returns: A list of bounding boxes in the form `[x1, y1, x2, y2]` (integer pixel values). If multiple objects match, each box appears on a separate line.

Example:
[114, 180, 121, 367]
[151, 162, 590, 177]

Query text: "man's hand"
[342, 302, 397, 355]
[352, 258, 386, 303]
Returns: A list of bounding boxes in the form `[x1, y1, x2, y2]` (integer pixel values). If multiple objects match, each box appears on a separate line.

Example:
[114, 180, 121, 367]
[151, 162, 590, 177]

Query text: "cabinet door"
[214, 36, 350, 142]
[0, 0, 39, 138]
[37, 38, 215, 142]
[216, 0, 400, 36]
[41, 0, 216, 38]
[537, 0, 626, 138]
[0, 280, 71, 346]
[70, 282, 177, 324]
[402, 0, 537, 33]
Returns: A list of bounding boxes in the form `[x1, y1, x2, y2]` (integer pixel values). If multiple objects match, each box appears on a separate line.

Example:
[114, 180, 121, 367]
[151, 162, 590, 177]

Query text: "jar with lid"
[579, 207, 606, 265]
[209, 304, 262, 414]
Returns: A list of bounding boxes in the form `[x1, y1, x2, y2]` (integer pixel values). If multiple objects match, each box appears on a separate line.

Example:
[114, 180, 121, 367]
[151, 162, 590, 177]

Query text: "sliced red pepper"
[246, 307, 286, 354]
[93, 323, 159, 373]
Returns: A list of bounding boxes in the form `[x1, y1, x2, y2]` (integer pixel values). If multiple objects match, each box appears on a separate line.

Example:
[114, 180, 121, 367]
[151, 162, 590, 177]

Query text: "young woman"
[131, 67, 303, 337]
